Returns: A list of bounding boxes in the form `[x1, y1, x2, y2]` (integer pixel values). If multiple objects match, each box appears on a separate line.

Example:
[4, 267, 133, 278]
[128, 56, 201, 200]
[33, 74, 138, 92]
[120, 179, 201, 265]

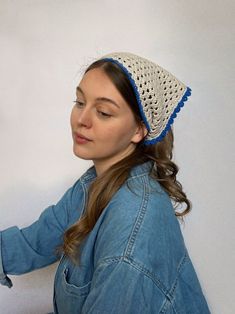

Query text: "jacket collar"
[80, 160, 154, 186]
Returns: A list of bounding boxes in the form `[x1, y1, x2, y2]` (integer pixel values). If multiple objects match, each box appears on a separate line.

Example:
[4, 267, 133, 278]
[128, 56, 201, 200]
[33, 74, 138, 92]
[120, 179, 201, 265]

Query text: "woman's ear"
[131, 121, 148, 144]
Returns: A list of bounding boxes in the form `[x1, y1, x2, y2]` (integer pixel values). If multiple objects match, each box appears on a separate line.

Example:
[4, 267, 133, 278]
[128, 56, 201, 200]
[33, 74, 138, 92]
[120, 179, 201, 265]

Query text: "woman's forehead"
[77, 68, 125, 102]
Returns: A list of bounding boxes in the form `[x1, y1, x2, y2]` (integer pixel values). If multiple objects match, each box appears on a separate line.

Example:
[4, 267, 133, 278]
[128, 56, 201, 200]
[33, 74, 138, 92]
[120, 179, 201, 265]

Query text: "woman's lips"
[74, 132, 92, 144]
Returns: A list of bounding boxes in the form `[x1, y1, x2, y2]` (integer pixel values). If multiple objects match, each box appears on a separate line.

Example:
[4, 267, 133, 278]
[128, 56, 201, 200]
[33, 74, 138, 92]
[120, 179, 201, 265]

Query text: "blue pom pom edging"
[144, 86, 192, 146]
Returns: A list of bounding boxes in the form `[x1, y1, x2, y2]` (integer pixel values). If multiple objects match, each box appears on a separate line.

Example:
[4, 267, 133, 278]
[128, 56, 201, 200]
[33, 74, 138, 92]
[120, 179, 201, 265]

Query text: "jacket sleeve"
[0, 178, 82, 288]
[81, 257, 166, 314]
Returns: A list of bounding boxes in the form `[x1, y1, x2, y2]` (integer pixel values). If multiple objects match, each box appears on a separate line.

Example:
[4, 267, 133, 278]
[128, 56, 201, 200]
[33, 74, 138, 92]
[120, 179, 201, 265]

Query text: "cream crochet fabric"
[100, 52, 191, 145]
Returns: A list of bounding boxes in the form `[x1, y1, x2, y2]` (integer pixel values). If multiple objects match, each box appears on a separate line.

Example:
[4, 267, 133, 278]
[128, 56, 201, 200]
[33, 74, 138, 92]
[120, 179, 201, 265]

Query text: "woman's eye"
[73, 100, 84, 107]
[97, 111, 112, 118]
[73, 101, 111, 118]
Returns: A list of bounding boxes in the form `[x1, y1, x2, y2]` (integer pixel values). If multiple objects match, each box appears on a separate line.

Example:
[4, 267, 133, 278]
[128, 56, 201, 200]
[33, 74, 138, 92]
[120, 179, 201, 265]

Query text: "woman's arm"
[0, 178, 83, 288]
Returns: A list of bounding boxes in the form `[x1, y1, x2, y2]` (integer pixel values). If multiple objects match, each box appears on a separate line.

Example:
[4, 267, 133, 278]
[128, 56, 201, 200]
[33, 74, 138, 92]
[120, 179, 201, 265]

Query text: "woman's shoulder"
[91, 164, 208, 313]
[93, 164, 188, 293]
[107, 161, 176, 223]
[96, 162, 186, 262]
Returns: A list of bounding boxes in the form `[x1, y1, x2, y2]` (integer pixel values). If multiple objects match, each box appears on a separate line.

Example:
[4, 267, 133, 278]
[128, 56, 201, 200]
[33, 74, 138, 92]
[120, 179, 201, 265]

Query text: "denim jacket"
[0, 161, 210, 313]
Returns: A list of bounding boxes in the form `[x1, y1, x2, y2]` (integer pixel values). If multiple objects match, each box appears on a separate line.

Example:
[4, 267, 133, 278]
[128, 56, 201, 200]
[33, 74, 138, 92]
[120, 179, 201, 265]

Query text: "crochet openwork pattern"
[101, 52, 191, 145]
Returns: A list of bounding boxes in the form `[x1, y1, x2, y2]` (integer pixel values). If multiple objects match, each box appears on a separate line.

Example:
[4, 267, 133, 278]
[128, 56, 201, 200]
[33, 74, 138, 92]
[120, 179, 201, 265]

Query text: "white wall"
[0, 0, 234, 313]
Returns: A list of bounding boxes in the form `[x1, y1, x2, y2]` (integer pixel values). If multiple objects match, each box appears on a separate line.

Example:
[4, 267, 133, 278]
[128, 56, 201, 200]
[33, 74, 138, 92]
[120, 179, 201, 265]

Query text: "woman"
[0, 52, 210, 313]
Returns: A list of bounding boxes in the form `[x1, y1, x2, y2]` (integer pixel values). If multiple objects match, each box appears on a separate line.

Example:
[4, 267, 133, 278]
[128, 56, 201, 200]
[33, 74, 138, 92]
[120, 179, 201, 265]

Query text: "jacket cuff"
[0, 232, 12, 288]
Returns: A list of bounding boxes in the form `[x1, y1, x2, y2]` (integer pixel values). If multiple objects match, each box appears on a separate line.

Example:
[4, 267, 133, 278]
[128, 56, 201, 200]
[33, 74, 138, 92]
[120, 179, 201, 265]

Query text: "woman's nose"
[77, 107, 92, 128]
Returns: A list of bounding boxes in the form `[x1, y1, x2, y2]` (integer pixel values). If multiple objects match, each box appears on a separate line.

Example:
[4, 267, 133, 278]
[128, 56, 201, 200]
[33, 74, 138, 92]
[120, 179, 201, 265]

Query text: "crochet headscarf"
[100, 52, 191, 145]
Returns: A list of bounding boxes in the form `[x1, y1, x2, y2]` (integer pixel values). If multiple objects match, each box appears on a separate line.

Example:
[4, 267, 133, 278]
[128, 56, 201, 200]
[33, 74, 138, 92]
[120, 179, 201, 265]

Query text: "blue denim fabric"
[0, 161, 210, 313]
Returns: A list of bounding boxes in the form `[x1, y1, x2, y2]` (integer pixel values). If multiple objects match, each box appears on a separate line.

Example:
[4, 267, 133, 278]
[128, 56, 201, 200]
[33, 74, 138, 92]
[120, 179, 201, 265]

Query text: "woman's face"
[70, 67, 146, 175]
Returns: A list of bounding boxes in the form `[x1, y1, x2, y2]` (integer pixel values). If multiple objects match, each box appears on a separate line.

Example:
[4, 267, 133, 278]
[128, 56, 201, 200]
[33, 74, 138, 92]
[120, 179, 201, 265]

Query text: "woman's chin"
[72, 145, 90, 159]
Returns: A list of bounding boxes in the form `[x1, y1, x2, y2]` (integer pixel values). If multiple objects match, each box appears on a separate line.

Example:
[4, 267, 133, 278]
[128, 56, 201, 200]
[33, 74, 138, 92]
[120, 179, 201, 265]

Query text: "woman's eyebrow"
[96, 97, 120, 109]
[76, 86, 85, 96]
[76, 86, 120, 109]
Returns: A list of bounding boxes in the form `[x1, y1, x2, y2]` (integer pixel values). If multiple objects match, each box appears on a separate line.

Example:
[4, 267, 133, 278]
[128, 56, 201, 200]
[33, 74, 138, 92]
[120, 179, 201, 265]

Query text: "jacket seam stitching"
[97, 255, 169, 297]
[159, 252, 188, 314]
[123, 175, 149, 258]
[168, 252, 188, 299]
[126, 172, 150, 181]
[97, 251, 188, 307]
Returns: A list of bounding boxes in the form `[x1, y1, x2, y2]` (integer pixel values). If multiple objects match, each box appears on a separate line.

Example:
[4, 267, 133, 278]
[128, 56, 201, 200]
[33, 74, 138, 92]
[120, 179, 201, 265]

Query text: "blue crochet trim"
[102, 58, 151, 131]
[144, 86, 192, 146]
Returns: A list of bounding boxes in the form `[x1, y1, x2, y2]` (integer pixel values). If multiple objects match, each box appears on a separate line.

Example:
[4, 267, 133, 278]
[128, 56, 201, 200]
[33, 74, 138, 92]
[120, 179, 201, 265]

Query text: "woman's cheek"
[104, 125, 119, 137]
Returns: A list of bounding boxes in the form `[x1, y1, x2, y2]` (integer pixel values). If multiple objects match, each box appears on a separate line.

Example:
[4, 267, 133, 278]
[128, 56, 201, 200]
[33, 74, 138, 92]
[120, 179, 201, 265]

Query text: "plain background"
[0, 0, 234, 313]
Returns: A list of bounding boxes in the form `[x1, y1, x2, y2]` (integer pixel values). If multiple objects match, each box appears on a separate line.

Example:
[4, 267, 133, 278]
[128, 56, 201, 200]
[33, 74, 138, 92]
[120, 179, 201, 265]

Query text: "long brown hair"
[62, 60, 191, 263]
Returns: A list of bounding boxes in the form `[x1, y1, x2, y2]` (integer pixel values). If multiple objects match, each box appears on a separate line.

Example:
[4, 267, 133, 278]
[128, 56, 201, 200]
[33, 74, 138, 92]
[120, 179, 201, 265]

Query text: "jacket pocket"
[62, 267, 91, 297]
